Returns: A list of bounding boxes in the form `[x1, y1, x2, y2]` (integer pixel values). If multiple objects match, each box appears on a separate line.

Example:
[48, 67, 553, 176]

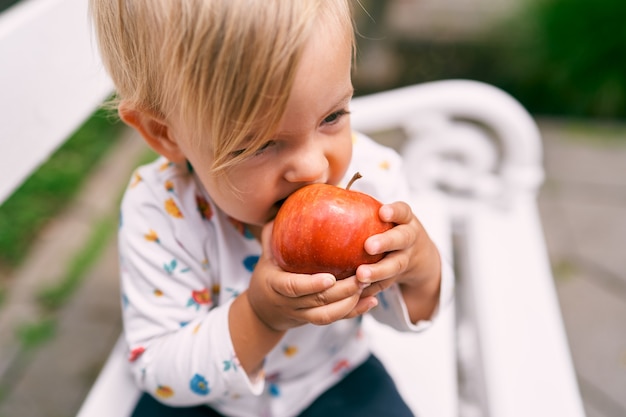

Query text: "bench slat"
[76, 336, 141, 417]
[0, 0, 113, 204]
[457, 198, 586, 417]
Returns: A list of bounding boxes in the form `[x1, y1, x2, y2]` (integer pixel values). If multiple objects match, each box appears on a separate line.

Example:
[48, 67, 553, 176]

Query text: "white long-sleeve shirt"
[118, 132, 453, 417]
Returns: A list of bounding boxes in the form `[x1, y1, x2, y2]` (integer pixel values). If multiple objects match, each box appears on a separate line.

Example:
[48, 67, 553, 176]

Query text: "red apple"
[271, 173, 393, 279]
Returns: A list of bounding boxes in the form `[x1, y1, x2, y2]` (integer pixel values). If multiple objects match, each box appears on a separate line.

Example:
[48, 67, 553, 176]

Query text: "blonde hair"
[90, 0, 355, 174]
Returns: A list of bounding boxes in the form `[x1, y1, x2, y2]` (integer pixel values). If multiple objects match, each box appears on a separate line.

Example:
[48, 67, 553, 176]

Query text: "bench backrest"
[0, 0, 113, 205]
[351, 82, 586, 417]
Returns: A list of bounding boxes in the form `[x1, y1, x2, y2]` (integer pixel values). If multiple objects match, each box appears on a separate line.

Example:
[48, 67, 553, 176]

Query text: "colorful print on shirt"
[164, 198, 183, 218]
[190, 374, 210, 396]
[116, 133, 430, 416]
[155, 385, 175, 399]
[187, 288, 212, 310]
[196, 195, 213, 220]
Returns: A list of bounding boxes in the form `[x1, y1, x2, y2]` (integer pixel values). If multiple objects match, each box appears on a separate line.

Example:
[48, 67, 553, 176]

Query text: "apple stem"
[346, 172, 362, 190]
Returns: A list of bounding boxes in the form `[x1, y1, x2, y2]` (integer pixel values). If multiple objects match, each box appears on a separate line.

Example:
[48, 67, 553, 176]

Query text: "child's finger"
[260, 221, 276, 259]
[364, 223, 416, 255]
[271, 272, 336, 298]
[343, 295, 378, 319]
[298, 291, 364, 326]
[379, 201, 412, 224]
[291, 276, 366, 309]
[357, 251, 408, 284]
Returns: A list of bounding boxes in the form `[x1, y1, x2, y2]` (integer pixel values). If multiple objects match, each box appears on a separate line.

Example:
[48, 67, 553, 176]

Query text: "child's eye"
[230, 140, 276, 159]
[229, 148, 246, 158]
[323, 109, 350, 125]
[254, 140, 276, 155]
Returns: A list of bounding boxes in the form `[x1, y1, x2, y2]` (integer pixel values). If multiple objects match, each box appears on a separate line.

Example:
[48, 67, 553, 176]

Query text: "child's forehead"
[171, 1, 354, 146]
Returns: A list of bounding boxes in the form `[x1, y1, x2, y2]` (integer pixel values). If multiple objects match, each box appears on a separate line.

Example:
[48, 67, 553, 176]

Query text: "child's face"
[183, 24, 354, 229]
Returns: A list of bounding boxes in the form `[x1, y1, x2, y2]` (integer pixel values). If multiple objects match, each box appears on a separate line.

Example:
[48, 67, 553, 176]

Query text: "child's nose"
[284, 142, 329, 184]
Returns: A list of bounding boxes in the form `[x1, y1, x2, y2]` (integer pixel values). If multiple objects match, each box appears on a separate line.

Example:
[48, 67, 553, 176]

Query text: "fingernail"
[367, 240, 379, 254]
[359, 282, 371, 290]
[324, 275, 336, 286]
[360, 266, 372, 281]
[380, 205, 393, 220]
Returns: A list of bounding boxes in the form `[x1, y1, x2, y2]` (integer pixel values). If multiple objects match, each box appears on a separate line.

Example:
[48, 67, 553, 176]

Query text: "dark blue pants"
[132, 355, 415, 417]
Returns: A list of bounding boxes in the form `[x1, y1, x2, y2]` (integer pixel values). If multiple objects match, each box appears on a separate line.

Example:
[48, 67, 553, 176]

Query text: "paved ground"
[0, 130, 145, 417]
[0, 118, 625, 417]
[537, 120, 626, 417]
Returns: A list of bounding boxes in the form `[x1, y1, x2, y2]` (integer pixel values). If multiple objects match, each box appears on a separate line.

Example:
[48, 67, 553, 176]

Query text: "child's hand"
[356, 201, 442, 322]
[246, 223, 377, 332]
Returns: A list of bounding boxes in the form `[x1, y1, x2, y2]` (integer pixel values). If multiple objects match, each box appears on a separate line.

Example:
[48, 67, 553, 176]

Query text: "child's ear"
[118, 102, 186, 163]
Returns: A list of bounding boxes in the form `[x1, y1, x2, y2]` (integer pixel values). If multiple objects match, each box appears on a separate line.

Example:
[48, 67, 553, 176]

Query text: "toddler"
[90, 1, 453, 416]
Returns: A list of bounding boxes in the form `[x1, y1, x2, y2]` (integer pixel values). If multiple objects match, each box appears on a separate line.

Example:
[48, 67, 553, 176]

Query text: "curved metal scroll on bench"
[353, 80, 585, 417]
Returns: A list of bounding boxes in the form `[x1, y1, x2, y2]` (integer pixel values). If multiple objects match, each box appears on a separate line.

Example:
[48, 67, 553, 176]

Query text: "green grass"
[0, 108, 124, 271]
[560, 122, 626, 147]
[35, 145, 157, 312]
[37, 214, 118, 311]
[552, 259, 577, 282]
[16, 318, 57, 350]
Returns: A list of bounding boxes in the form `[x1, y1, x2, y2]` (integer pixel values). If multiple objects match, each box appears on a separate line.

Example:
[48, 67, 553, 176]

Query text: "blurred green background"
[353, 0, 626, 120]
[0, 110, 124, 275]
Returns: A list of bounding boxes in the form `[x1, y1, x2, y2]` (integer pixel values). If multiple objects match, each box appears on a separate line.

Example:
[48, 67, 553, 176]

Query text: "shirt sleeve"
[368, 251, 454, 332]
[118, 161, 263, 406]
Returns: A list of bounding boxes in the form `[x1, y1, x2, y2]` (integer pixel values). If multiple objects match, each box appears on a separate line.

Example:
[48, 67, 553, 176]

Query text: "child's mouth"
[268, 198, 287, 222]
[274, 198, 287, 210]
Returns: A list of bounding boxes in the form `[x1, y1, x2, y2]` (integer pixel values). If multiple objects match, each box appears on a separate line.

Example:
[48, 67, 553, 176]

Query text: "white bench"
[1, 1, 586, 416]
